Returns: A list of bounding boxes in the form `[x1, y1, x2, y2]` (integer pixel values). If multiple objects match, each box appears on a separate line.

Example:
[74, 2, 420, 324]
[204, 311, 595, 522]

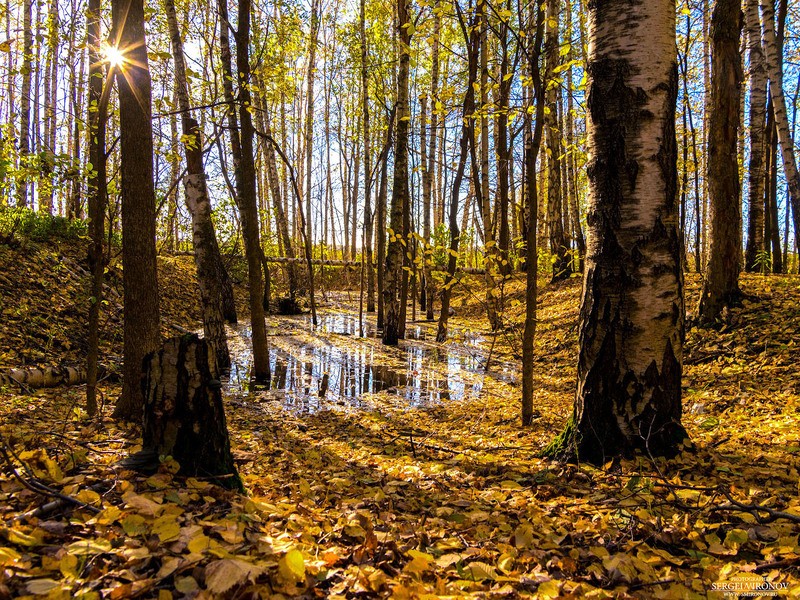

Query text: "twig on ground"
[170, 323, 195, 335]
[711, 489, 800, 524]
[0, 430, 102, 517]
[754, 557, 800, 572]
[16, 481, 112, 522]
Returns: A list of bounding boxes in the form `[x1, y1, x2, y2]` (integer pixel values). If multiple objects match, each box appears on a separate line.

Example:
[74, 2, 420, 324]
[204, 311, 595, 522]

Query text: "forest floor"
[1, 236, 799, 599]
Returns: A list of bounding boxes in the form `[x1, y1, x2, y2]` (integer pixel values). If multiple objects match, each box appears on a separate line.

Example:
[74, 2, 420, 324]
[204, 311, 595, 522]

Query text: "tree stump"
[139, 334, 242, 491]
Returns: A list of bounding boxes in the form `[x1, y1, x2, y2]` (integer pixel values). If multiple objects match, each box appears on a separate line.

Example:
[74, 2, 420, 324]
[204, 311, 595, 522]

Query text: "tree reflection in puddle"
[222, 315, 489, 410]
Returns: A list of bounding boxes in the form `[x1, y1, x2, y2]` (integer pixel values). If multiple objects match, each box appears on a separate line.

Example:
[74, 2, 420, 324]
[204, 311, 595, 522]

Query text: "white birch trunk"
[745, 0, 767, 270]
[546, 0, 686, 462]
[759, 0, 800, 252]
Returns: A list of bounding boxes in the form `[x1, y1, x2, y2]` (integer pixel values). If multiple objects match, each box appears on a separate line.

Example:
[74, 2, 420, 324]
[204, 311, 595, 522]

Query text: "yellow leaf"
[500, 480, 523, 490]
[724, 528, 749, 551]
[343, 523, 366, 538]
[466, 561, 497, 580]
[497, 553, 515, 574]
[212, 520, 243, 544]
[94, 505, 121, 525]
[186, 478, 210, 490]
[174, 576, 199, 594]
[60, 554, 79, 578]
[514, 523, 534, 548]
[152, 515, 181, 543]
[26, 578, 63, 595]
[435, 553, 462, 568]
[156, 557, 183, 579]
[407, 549, 434, 561]
[66, 538, 112, 556]
[537, 579, 561, 598]
[42, 456, 64, 483]
[122, 491, 163, 517]
[120, 514, 148, 537]
[404, 549, 434, 576]
[367, 567, 387, 592]
[4, 527, 44, 547]
[279, 549, 306, 582]
[76, 489, 101, 505]
[0, 547, 21, 566]
[187, 533, 213, 554]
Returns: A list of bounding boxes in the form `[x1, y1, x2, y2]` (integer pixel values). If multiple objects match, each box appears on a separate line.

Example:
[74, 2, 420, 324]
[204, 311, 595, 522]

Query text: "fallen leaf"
[205, 558, 264, 595]
[278, 549, 306, 582]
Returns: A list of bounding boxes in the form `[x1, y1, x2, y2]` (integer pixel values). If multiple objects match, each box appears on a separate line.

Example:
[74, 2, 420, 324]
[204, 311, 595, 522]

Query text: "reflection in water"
[295, 313, 485, 345]
[222, 316, 490, 410]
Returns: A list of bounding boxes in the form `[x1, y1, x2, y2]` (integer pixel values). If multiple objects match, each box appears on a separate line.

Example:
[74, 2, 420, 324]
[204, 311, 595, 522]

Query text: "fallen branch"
[0, 431, 102, 518]
[710, 489, 800, 524]
[16, 481, 112, 522]
[0, 366, 87, 389]
[0, 365, 119, 390]
[754, 556, 800, 573]
[169, 323, 195, 336]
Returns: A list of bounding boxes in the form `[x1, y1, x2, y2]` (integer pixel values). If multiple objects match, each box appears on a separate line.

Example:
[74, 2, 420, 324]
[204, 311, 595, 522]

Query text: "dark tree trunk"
[383, 0, 412, 346]
[544, 0, 572, 281]
[361, 0, 375, 314]
[111, 0, 162, 421]
[216, 0, 252, 321]
[86, 0, 108, 416]
[376, 108, 394, 330]
[17, 0, 32, 208]
[521, 0, 545, 427]
[495, 7, 512, 277]
[423, 10, 441, 321]
[436, 2, 479, 343]
[219, 270, 238, 324]
[235, 0, 271, 382]
[766, 0, 787, 274]
[140, 335, 242, 491]
[699, 0, 743, 323]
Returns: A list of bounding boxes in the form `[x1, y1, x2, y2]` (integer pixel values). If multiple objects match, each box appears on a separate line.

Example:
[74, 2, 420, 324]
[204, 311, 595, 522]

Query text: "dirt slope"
[0, 238, 209, 371]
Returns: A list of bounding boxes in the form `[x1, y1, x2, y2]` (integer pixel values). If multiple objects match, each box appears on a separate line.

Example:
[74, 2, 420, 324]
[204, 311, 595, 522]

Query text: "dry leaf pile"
[1, 238, 799, 598]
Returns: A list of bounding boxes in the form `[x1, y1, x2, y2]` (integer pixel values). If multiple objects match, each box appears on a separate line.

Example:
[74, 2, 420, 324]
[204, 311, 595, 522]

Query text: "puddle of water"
[294, 313, 486, 346]
[222, 319, 488, 410]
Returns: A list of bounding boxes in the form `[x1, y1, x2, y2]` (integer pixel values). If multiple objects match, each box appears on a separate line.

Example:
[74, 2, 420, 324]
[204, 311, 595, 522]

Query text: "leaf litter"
[0, 242, 799, 598]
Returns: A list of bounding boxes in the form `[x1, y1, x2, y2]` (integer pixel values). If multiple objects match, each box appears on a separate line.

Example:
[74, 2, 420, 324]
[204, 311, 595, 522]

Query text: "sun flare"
[103, 44, 125, 68]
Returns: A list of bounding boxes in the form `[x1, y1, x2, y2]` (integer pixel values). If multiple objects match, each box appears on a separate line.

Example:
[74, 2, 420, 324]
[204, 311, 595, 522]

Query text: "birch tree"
[164, 0, 230, 371]
[760, 0, 800, 254]
[744, 0, 766, 272]
[545, 0, 687, 462]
